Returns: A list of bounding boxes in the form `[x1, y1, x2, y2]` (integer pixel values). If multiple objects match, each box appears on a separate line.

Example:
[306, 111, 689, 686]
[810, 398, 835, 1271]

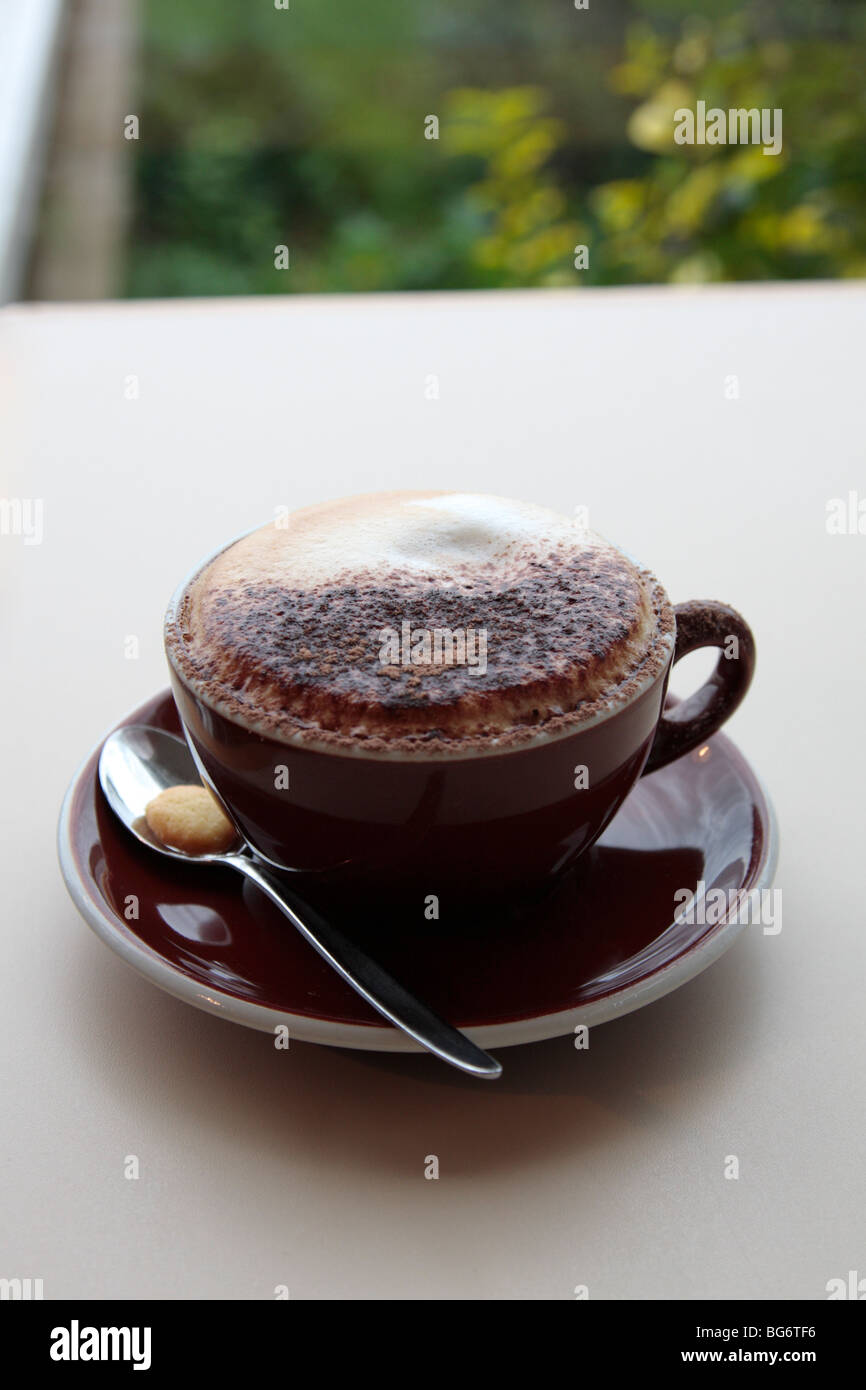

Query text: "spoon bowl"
[99, 725, 241, 863]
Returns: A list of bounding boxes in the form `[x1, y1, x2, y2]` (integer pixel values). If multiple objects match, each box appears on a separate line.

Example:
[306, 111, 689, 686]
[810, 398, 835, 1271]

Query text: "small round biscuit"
[145, 784, 237, 855]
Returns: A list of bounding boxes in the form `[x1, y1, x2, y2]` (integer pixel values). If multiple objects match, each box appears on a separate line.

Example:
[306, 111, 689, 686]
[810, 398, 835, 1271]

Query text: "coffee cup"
[164, 493, 755, 903]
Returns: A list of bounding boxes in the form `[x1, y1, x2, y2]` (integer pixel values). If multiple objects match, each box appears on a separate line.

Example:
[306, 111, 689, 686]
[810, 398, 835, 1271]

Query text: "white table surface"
[1, 284, 863, 1300]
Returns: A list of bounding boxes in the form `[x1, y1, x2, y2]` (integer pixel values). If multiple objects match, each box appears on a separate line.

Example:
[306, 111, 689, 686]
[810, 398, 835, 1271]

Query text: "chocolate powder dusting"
[168, 531, 674, 753]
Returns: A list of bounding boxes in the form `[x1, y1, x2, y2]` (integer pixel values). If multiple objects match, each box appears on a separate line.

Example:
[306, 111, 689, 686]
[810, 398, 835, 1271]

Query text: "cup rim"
[164, 524, 676, 764]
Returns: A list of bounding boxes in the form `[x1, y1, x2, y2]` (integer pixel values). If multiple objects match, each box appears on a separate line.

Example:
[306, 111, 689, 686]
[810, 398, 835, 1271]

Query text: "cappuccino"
[166, 492, 673, 754]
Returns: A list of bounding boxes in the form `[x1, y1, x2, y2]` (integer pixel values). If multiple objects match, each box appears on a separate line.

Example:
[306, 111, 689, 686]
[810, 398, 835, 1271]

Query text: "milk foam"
[195, 492, 607, 592]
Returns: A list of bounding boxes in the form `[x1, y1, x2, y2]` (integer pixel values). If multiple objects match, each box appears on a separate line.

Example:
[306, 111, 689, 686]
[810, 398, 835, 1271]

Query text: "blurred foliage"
[441, 87, 579, 287]
[126, 1, 866, 296]
[587, 13, 866, 283]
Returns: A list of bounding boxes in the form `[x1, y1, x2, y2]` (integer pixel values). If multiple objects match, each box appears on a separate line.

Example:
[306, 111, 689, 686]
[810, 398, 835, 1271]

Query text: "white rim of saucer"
[57, 700, 779, 1054]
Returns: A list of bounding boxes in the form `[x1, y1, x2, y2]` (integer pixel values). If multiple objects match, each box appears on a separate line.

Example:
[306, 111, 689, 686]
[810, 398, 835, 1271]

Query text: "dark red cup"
[165, 563, 754, 905]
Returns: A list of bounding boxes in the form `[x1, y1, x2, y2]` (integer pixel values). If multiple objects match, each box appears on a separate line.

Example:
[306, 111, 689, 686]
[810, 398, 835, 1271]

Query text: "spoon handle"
[224, 854, 502, 1080]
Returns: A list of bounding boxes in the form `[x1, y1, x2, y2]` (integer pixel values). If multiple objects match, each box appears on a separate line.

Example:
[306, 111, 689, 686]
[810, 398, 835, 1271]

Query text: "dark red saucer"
[58, 690, 777, 1051]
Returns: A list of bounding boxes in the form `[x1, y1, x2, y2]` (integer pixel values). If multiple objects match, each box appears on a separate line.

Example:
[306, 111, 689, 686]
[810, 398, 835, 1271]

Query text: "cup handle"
[641, 600, 756, 776]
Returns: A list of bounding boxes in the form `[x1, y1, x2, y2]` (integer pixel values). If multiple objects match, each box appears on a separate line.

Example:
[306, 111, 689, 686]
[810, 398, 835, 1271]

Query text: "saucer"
[58, 690, 778, 1053]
